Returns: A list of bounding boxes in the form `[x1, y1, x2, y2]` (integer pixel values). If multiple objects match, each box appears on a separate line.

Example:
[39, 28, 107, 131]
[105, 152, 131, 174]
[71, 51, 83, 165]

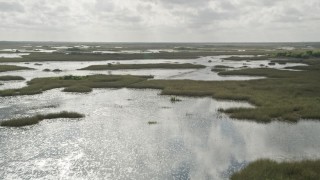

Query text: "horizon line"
[1, 40, 320, 44]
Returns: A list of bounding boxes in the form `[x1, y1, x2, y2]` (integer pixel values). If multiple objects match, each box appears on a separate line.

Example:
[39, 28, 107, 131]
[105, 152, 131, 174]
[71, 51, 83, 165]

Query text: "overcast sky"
[0, 0, 319, 42]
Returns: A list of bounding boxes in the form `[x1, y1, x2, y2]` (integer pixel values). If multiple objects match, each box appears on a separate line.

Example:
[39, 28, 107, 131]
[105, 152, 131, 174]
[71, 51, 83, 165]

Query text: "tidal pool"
[1, 89, 320, 179]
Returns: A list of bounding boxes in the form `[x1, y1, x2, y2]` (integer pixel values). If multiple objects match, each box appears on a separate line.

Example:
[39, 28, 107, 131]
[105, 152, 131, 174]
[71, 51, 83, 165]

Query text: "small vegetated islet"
[148, 121, 158, 125]
[0, 76, 25, 81]
[0, 65, 33, 72]
[52, 69, 62, 72]
[43, 68, 51, 72]
[170, 97, 182, 103]
[0, 111, 85, 127]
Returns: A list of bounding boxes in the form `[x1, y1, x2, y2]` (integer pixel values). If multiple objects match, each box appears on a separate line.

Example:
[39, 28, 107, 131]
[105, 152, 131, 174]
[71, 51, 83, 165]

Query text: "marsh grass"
[0, 74, 152, 96]
[0, 76, 25, 81]
[130, 61, 320, 122]
[0, 65, 33, 72]
[231, 159, 320, 180]
[59, 75, 86, 80]
[79, 63, 206, 70]
[170, 97, 182, 102]
[211, 68, 226, 72]
[274, 50, 320, 59]
[52, 69, 62, 72]
[0, 111, 84, 127]
[148, 121, 158, 125]
[63, 86, 92, 93]
[211, 65, 233, 72]
[0, 58, 319, 123]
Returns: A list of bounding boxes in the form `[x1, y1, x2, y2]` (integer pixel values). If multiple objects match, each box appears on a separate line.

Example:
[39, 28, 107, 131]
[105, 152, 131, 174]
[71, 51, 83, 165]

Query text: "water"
[0, 55, 317, 179]
[0, 53, 30, 58]
[0, 89, 319, 179]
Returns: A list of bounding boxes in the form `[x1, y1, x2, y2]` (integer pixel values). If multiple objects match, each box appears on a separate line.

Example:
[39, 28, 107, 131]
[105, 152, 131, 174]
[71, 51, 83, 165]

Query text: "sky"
[0, 0, 319, 42]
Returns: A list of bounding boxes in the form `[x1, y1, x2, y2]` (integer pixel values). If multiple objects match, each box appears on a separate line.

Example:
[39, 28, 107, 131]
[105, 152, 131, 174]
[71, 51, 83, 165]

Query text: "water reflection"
[1, 89, 319, 179]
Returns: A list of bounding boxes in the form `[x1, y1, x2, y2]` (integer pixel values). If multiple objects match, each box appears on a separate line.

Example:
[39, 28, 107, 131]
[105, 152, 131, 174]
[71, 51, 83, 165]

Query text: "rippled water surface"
[0, 56, 318, 180]
[1, 89, 320, 179]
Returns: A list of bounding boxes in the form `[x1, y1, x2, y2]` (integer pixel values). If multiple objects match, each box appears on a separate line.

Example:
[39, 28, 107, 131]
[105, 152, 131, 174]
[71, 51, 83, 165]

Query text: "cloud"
[0, 0, 319, 42]
[0, 1, 24, 12]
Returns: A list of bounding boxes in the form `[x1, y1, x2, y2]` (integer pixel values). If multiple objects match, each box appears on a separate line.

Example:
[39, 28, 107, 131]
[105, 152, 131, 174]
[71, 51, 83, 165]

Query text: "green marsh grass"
[0, 74, 152, 96]
[231, 159, 320, 180]
[0, 76, 25, 81]
[170, 97, 182, 102]
[274, 50, 320, 59]
[0, 111, 84, 127]
[0, 57, 319, 123]
[211, 65, 233, 72]
[52, 69, 62, 72]
[211, 68, 226, 72]
[130, 60, 320, 122]
[148, 121, 158, 125]
[0, 65, 33, 72]
[63, 86, 93, 93]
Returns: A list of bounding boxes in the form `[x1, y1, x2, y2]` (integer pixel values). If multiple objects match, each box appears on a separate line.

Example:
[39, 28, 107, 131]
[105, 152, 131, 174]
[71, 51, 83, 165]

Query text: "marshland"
[1, 42, 320, 179]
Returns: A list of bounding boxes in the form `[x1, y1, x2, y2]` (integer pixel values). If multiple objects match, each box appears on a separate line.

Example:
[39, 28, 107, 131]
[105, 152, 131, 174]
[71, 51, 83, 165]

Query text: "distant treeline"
[274, 50, 320, 58]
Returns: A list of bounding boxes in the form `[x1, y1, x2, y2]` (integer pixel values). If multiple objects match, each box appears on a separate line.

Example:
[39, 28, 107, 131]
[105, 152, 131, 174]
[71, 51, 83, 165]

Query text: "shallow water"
[0, 55, 316, 179]
[0, 49, 56, 53]
[0, 53, 29, 58]
[0, 89, 320, 179]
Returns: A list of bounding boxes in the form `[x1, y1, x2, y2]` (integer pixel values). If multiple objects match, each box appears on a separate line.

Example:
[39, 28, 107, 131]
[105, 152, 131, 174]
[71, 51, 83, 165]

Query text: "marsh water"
[0, 55, 318, 179]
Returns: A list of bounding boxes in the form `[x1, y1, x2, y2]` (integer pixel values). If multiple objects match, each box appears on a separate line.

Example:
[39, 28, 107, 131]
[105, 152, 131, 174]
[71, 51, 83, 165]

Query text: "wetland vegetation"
[0, 51, 267, 62]
[0, 111, 84, 127]
[211, 65, 233, 72]
[0, 75, 152, 96]
[0, 76, 25, 81]
[170, 97, 182, 102]
[2, 42, 320, 178]
[231, 159, 320, 180]
[274, 50, 320, 59]
[147, 121, 158, 125]
[0, 65, 33, 72]
[1, 55, 319, 123]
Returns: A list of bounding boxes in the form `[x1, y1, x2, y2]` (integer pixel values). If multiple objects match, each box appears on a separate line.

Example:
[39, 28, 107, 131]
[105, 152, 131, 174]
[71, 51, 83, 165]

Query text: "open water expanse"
[0, 55, 317, 180]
